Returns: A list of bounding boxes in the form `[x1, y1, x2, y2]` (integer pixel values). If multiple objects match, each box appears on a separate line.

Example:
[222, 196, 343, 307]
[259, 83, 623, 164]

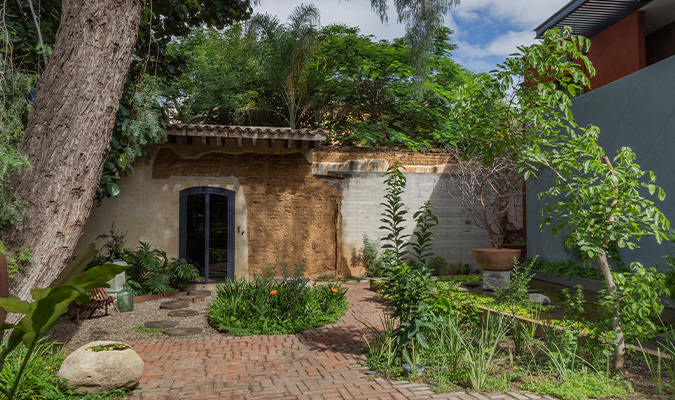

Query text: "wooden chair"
[75, 287, 122, 324]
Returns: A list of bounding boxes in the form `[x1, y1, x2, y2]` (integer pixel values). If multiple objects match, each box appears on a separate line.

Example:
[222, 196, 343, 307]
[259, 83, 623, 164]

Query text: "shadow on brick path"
[125, 281, 557, 400]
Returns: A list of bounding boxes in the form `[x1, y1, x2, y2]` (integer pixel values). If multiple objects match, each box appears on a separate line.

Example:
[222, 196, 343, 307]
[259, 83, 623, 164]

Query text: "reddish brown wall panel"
[587, 11, 645, 91]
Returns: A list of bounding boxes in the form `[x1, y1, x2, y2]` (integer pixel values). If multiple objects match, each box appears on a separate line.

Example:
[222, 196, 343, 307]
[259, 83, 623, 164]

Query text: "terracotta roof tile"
[166, 123, 328, 139]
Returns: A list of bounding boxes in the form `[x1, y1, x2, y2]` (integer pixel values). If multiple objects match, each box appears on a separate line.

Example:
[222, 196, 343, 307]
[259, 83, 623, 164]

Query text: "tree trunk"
[2, 0, 144, 320]
[597, 249, 625, 369]
[0, 253, 7, 325]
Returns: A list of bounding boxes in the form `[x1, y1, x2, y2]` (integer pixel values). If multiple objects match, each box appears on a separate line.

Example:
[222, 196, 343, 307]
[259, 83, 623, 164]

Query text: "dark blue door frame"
[179, 187, 235, 282]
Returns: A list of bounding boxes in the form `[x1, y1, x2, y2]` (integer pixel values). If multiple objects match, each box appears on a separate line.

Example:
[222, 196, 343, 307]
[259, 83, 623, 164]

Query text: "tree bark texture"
[2, 0, 144, 316]
[597, 250, 626, 369]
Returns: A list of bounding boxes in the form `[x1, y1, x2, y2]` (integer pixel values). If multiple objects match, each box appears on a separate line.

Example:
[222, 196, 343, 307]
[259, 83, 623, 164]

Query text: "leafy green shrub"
[208, 263, 347, 335]
[491, 263, 533, 306]
[380, 162, 409, 265]
[0, 339, 128, 400]
[355, 235, 385, 277]
[122, 242, 199, 295]
[0, 244, 128, 400]
[449, 261, 474, 275]
[521, 371, 629, 400]
[409, 201, 438, 266]
[523, 256, 603, 280]
[428, 256, 447, 275]
[384, 262, 436, 348]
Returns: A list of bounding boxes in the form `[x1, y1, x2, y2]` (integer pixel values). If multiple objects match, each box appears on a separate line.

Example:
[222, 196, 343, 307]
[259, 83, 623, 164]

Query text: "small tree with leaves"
[536, 129, 669, 369]
[451, 27, 670, 369]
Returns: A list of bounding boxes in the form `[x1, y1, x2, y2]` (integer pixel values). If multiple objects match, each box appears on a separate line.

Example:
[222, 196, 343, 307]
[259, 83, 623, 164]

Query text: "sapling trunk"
[597, 249, 625, 369]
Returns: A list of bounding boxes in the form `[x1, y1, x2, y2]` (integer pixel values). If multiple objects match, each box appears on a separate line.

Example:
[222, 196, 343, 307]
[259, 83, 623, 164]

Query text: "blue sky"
[256, 0, 570, 72]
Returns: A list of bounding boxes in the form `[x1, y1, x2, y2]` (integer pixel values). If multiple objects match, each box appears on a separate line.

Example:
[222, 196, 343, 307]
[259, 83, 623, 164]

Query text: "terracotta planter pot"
[502, 244, 527, 263]
[472, 248, 521, 271]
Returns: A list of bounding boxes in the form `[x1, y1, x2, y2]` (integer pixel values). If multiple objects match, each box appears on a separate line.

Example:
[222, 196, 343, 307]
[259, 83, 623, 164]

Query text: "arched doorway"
[179, 187, 235, 282]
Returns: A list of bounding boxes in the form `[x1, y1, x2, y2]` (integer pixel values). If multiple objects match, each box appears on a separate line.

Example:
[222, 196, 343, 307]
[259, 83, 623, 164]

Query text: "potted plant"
[442, 150, 524, 272]
[96, 222, 127, 261]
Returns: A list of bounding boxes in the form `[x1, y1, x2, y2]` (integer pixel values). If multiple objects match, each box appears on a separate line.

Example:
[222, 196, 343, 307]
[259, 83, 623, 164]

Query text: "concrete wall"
[527, 54, 675, 269]
[587, 11, 645, 91]
[314, 150, 491, 275]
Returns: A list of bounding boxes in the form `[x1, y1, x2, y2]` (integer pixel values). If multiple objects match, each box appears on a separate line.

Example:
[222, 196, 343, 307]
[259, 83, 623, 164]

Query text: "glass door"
[179, 187, 235, 282]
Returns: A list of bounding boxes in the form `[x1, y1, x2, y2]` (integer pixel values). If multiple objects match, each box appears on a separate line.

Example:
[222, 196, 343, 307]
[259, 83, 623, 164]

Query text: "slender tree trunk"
[597, 249, 625, 369]
[0, 253, 7, 325]
[1, 0, 144, 320]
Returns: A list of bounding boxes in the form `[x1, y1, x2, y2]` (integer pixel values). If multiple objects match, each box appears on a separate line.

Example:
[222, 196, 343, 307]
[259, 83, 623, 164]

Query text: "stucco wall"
[76, 140, 341, 279]
[78, 145, 498, 279]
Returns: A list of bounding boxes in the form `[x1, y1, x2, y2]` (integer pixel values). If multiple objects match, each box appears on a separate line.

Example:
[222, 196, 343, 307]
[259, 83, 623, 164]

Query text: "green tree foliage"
[311, 25, 466, 147]
[163, 21, 468, 147]
[246, 3, 321, 129]
[0, 38, 34, 227]
[164, 25, 261, 125]
[4, 0, 258, 200]
[452, 26, 669, 369]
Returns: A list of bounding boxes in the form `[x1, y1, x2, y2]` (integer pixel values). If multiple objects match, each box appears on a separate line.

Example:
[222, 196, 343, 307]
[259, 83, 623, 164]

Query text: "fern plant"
[122, 242, 198, 295]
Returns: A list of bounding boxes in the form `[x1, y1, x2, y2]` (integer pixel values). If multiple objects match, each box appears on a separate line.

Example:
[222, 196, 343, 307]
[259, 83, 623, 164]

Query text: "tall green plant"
[0, 244, 127, 400]
[380, 162, 409, 265]
[410, 201, 438, 265]
[384, 262, 436, 349]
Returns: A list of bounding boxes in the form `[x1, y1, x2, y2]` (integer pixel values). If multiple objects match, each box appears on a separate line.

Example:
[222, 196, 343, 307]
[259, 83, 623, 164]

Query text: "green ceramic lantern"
[116, 284, 134, 312]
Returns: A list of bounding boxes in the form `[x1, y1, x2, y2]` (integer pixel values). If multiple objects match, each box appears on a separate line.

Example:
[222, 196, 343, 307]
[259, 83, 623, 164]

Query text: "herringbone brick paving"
[126, 281, 555, 400]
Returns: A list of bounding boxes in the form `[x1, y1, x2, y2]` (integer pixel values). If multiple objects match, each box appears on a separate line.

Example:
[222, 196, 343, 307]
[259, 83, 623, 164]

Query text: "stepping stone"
[144, 320, 179, 329]
[163, 327, 202, 336]
[187, 290, 211, 297]
[167, 309, 198, 317]
[159, 301, 190, 310]
[178, 295, 206, 303]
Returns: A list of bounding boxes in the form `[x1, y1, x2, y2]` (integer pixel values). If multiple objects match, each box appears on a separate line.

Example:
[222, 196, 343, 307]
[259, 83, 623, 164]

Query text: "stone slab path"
[126, 281, 555, 400]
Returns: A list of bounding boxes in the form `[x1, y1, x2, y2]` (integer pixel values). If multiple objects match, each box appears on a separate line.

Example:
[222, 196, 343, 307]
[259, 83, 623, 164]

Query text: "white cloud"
[255, 0, 407, 39]
[457, 29, 537, 59]
[254, 0, 570, 71]
[453, 0, 568, 30]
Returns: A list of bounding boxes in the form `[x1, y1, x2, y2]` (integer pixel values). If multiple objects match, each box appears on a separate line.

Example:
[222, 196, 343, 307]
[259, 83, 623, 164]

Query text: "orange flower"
[242, 307, 246, 310]
[270, 290, 278, 296]
[331, 288, 338, 293]
[253, 284, 257, 288]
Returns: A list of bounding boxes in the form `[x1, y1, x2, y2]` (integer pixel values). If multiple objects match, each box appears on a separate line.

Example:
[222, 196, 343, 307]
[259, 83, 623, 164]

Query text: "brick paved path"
[127, 281, 554, 400]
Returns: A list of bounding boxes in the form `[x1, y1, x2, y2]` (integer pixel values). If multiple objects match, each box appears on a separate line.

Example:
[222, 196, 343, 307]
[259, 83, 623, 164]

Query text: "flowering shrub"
[208, 276, 348, 335]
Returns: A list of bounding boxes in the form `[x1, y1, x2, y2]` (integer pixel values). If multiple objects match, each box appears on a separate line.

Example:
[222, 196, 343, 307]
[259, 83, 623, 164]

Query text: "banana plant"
[0, 243, 128, 399]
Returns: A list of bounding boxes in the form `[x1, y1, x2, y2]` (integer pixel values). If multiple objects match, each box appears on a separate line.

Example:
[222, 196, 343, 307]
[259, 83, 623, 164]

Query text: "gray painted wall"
[337, 171, 490, 274]
[527, 54, 675, 268]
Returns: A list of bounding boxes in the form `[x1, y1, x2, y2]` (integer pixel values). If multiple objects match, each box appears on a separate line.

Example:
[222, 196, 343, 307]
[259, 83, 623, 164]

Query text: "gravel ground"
[46, 291, 223, 347]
